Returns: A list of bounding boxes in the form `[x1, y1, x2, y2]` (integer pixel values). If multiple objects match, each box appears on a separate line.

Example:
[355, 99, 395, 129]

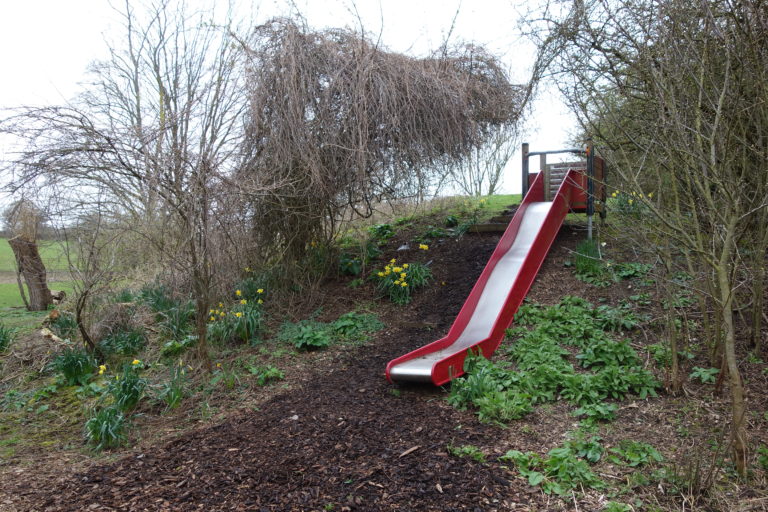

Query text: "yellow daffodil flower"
[132, 359, 141, 365]
[377, 272, 385, 277]
[401, 282, 408, 287]
[403, 263, 409, 269]
[236, 290, 242, 296]
[400, 273, 407, 279]
[628, 199, 634, 205]
[209, 309, 215, 314]
[98, 364, 106, 375]
[209, 316, 215, 322]
[394, 280, 401, 285]
[245, 267, 251, 272]
[235, 312, 242, 318]
[257, 299, 263, 304]
[240, 299, 247, 305]
[218, 302, 224, 308]
[393, 267, 402, 273]
[419, 244, 429, 250]
[648, 192, 654, 198]
[257, 288, 264, 294]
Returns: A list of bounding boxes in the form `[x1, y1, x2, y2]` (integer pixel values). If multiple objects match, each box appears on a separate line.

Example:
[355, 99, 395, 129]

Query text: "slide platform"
[386, 168, 581, 386]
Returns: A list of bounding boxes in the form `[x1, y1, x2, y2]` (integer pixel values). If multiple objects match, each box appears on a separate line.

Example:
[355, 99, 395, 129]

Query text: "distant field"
[0, 239, 74, 329]
[0, 238, 71, 272]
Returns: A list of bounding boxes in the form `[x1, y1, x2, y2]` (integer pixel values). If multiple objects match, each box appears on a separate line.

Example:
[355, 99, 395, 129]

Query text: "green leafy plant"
[111, 288, 136, 303]
[613, 262, 652, 280]
[452, 297, 658, 424]
[447, 444, 487, 463]
[500, 443, 604, 495]
[690, 367, 719, 384]
[53, 347, 97, 386]
[109, 363, 148, 412]
[50, 312, 79, 340]
[158, 300, 195, 341]
[415, 225, 448, 243]
[757, 445, 768, 470]
[138, 282, 177, 313]
[609, 440, 664, 467]
[444, 214, 459, 227]
[330, 312, 383, 343]
[161, 335, 198, 356]
[292, 325, 331, 351]
[603, 502, 632, 512]
[99, 328, 147, 356]
[0, 323, 14, 352]
[247, 364, 285, 386]
[593, 305, 640, 331]
[84, 405, 128, 450]
[371, 259, 431, 305]
[574, 239, 614, 286]
[573, 402, 618, 424]
[157, 364, 187, 410]
[368, 223, 395, 243]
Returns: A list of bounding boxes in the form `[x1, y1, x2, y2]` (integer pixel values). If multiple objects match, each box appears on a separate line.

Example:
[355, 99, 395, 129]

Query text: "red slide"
[386, 168, 582, 386]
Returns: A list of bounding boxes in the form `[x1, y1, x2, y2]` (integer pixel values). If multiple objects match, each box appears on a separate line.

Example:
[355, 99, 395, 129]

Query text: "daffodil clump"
[372, 258, 432, 305]
[608, 190, 651, 217]
[207, 287, 266, 344]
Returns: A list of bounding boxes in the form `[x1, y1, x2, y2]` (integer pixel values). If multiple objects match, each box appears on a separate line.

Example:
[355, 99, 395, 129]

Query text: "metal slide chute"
[386, 150, 602, 386]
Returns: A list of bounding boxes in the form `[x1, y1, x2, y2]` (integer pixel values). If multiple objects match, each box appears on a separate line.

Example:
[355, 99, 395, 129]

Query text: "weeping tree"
[240, 19, 530, 269]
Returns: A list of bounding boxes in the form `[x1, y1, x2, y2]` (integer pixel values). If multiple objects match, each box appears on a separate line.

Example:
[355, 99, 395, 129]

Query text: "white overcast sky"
[0, 0, 576, 196]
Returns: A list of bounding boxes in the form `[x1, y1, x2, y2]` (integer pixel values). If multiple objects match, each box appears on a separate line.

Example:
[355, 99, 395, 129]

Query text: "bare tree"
[1, 1, 251, 368]
[449, 125, 520, 196]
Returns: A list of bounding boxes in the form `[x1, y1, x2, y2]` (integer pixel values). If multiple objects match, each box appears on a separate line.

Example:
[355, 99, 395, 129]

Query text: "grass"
[0, 238, 71, 272]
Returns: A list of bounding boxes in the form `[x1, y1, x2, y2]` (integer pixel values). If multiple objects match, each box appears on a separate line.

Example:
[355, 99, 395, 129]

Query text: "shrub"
[0, 324, 14, 352]
[53, 347, 97, 386]
[84, 405, 127, 450]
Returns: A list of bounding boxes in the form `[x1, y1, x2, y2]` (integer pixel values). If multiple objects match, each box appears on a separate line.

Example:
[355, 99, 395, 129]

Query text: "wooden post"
[7, 236, 53, 311]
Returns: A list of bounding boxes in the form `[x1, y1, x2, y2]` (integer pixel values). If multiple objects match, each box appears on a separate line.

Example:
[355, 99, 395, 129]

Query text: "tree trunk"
[7, 236, 53, 311]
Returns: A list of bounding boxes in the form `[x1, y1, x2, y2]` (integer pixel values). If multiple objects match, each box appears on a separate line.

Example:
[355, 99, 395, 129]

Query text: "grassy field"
[0, 238, 71, 272]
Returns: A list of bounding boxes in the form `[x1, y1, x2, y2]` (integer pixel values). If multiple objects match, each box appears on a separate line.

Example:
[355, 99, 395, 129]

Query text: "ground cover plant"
[448, 296, 658, 426]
